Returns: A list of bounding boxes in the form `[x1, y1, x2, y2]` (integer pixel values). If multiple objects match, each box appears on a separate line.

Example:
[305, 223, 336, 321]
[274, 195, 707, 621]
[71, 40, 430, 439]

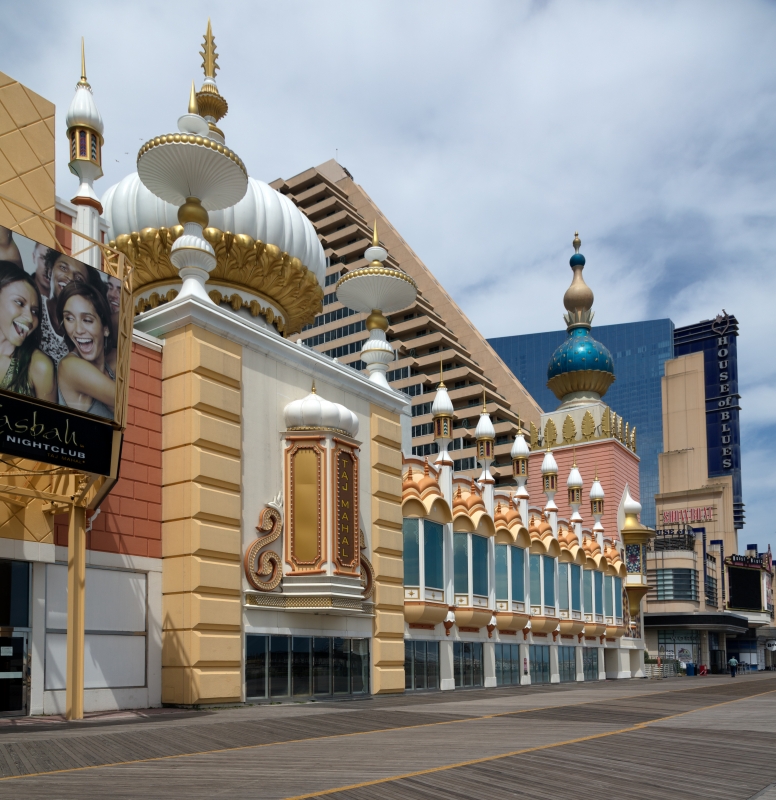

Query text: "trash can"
[686, 663, 695, 676]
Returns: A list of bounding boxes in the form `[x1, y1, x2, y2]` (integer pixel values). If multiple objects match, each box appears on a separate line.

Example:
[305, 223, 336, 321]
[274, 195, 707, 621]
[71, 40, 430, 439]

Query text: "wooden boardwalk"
[0, 673, 774, 799]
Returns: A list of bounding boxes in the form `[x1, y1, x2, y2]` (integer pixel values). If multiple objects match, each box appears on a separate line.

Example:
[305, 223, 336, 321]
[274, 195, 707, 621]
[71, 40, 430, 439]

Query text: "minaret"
[511, 419, 530, 525]
[196, 18, 229, 143]
[474, 390, 496, 514]
[589, 470, 605, 546]
[567, 457, 583, 543]
[431, 361, 454, 502]
[66, 38, 104, 267]
[541, 444, 558, 535]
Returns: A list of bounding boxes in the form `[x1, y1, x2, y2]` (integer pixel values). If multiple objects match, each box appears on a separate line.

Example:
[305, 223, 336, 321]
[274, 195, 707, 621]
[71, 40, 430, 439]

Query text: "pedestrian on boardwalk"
[728, 656, 738, 677]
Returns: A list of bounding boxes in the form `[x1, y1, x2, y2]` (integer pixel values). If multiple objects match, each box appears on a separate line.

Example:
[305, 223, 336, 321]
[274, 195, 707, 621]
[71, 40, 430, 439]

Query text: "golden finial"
[482, 389, 487, 413]
[572, 446, 576, 468]
[573, 231, 581, 253]
[188, 81, 199, 114]
[311, 380, 316, 394]
[201, 18, 219, 79]
[372, 220, 379, 248]
[594, 465, 598, 481]
[438, 354, 445, 388]
[77, 37, 89, 87]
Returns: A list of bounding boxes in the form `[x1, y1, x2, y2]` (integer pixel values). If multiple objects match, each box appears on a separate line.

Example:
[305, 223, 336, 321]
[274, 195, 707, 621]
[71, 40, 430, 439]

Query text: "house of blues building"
[0, 26, 655, 716]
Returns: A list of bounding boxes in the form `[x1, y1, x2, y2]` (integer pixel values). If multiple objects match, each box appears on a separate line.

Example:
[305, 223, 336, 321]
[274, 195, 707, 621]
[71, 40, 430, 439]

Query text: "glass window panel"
[453, 642, 462, 688]
[472, 535, 488, 596]
[571, 565, 582, 612]
[404, 641, 413, 690]
[594, 571, 604, 615]
[269, 636, 289, 697]
[403, 519, 420, 586]
[292, 637, 311, 696]
[614, 577, 623, 618]
[463, 642, 473, 687]
[351, 639, 369, 694]
[414, 641, 427, 690]
[511, 547, 525, 602]
[245, 634, 267, 698]
[530, 554, 542, 605]
[313, 637, 331, 695]
[584, 570, 593, 613]
[604, 575, 614, 616]
[427, 641, 439, 690]
[424, 521, 444, 590]
[495, 643, 504, 685]
[558, 563, 569, 610]
[472, 643, 483, 686]
[332, 637, 350, 694]
[454, 533, 469, 594]
[543, 556, 556, 607]
[495, 545, 508, 600]
[0, 560, 30, 628]
[511, 644, 520, 685]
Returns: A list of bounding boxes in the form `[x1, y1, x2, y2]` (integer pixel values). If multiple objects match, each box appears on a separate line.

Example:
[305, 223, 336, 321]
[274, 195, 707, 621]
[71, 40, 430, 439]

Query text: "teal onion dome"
[547, 233, 615, 404]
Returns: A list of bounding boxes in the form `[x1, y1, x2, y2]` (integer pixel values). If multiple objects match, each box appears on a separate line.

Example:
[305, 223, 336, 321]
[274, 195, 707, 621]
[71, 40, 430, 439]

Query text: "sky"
[4, 0, 776, 551]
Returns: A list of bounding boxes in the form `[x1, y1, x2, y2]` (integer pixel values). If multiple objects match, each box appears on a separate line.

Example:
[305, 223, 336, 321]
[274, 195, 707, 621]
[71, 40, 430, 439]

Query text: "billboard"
[0, 225, 125, 475]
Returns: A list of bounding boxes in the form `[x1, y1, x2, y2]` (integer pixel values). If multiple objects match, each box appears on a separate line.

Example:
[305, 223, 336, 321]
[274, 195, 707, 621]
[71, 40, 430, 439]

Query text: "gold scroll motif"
[244, 505, 283, 591]
[334, 447, 359, 573]
[286, 442, 324, 571]
[111, 226, 324, 335]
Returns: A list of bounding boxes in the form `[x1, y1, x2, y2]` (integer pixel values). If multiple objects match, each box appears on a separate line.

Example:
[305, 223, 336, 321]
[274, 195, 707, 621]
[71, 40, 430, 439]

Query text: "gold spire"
[438, 354, 445, 388]
[372, 220, 379, 247]
[78, 37, 89, 87]
[311, 380, 316, 394]
[201, 18, 219, 79]
[188, 81, 199, 114]
[482, 389, 487, 413]
[573, 231, 581, 253]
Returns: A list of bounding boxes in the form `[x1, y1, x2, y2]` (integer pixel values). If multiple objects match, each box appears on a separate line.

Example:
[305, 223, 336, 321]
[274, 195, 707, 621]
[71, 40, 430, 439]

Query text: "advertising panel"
[0, 225, 124, 475]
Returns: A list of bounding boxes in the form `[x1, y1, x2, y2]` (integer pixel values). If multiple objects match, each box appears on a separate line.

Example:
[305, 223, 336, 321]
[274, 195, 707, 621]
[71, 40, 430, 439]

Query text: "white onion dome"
[475, 409, 496, 440]
[101, 173, 326, 288]
[567, 464, 583, 488]
[511, 431, 530, 458]
[623, 487, 642, 516]
[589, 477, 605, 500]
[541, 449, 558, 475]
[432, 383, 454, 418]
[66, 80, 104, 136]
[284, 389, 358, 438]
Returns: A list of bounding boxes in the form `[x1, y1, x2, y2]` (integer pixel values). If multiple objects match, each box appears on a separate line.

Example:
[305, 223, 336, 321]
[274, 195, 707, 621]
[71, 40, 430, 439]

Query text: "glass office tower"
[489, 319, 675, 528]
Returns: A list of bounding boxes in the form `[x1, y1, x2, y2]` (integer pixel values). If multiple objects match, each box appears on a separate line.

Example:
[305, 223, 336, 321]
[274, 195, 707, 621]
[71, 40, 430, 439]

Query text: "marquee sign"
[334, 445, 359, 572]
[661, 507, 714, 525]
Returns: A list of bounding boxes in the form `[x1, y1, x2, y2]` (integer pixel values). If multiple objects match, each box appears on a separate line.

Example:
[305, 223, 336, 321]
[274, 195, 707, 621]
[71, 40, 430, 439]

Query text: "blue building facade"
[489, 319, 675, 528]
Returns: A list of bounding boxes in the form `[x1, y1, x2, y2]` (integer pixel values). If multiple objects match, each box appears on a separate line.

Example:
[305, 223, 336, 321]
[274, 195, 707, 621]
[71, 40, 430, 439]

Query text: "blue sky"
[4, 0, 776, 550]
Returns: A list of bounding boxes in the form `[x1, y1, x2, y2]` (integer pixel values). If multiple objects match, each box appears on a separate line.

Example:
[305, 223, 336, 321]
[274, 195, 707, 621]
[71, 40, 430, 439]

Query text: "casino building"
[0, 24, 656, 718]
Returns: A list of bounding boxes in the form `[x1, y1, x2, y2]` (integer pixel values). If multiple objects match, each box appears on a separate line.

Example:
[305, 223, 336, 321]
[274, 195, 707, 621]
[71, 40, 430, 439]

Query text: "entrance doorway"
[583, 648, 599, 681]
[529, 644, 550, 684]
[0, 632, 27, 716]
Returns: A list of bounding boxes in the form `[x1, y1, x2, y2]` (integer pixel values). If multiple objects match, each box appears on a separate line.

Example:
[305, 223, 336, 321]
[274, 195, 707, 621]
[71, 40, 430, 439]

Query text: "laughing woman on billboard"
[41, 250, 91, 364]
[0, 261, 56, 402]
[55, 282, 116, 420]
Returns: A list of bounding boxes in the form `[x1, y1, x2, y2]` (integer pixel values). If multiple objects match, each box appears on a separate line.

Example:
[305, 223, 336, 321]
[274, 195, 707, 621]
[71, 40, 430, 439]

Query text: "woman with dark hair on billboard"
[55, 282, 116, 419]
[0, 261, 56, 402]
[0, 227, 23, 269]
[40, 250, 91, 364]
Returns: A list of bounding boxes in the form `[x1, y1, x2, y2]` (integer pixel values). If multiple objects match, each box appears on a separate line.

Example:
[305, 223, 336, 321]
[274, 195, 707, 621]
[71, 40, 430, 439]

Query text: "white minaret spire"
[66, 38, 104, 267]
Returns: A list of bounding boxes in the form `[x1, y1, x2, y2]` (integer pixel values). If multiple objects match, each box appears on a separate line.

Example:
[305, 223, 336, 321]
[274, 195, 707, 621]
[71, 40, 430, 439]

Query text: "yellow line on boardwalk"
[0, 680, 772, 784]
[284, 686, 776, 800]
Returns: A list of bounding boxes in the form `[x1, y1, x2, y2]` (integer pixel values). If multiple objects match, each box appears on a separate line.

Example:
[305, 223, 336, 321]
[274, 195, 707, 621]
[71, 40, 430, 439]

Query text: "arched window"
[79, 130, 87, 157]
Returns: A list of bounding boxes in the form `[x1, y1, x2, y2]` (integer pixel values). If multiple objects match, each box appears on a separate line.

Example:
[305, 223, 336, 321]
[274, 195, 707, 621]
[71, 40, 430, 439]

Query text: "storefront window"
[0, 560, 30, 627]
[495, 643, 521, 686]
[529, 644, 550, 684]
[403, 519, 420, 586]
[405, 640, 440, 691]
[472, 535, 488, 596]
[454, 533, 469, 593]
[424, 521, 444, 590]
[453, 641, 483, 687]
[559, 645, 576, 682]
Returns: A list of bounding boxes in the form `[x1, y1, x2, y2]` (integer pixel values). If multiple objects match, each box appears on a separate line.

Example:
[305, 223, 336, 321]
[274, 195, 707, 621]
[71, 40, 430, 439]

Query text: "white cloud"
[5, 0, 775, 549]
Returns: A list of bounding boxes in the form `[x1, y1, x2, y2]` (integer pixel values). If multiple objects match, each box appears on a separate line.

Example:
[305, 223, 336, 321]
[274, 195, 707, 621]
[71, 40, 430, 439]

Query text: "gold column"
[65, 501, 87, 720]
[369, 404, 405, 693]
[161, 325, 243, 705]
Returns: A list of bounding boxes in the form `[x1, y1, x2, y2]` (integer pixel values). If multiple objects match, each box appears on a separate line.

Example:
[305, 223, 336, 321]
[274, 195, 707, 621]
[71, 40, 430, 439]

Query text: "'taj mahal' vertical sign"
[335, 447, 358, 572]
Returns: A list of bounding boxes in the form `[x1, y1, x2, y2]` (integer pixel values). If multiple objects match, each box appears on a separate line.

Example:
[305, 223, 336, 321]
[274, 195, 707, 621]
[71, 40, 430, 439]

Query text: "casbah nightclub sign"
[0, 226, 124, 476]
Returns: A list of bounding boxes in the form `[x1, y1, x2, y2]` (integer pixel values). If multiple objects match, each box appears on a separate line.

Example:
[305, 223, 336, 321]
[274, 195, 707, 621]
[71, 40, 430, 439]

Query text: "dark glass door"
[0, 635, 26, 715]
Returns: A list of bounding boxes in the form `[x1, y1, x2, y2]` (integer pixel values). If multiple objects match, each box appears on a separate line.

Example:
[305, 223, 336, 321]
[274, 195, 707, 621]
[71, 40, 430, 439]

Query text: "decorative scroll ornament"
[359, 529, 375, 600]
[244, 496, 283, 591]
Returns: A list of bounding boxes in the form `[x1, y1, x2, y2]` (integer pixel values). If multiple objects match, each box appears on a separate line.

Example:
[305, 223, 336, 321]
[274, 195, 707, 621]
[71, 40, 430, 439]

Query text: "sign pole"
[65, 499, 87, 721]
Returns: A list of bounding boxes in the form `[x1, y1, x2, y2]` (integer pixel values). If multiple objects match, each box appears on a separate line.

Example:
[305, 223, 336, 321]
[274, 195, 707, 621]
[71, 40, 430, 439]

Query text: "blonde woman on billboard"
[55, 282, 116, 419]
[40, 250, 91, 364]
[0, 261, 56, 402]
